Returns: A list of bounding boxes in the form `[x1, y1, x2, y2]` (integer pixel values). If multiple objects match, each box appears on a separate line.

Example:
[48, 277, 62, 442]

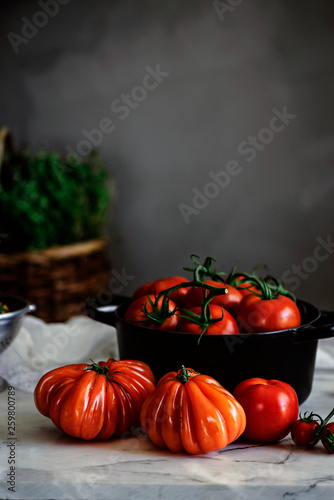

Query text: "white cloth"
[0, 315, 118, 393]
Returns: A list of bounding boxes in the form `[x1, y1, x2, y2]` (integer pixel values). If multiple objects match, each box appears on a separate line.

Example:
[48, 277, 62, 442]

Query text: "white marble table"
[1, 369, 334, 500]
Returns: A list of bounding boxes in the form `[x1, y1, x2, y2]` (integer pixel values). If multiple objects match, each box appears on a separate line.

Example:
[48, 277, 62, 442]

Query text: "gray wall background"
[1, 0, 334, 309]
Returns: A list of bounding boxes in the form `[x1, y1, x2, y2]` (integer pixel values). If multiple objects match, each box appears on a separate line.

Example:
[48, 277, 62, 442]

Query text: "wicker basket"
[0, 127, 111, 322]
[0, 239, 111, 322]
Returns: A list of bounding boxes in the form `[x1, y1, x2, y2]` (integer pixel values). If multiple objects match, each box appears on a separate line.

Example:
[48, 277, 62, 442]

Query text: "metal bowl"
[0, 293, 36, 390]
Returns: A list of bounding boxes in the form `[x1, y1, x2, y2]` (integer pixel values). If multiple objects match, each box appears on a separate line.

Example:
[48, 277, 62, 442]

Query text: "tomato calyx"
[174, 365, 199, 385]
[84, 361, 129, 393]
[183, 254, 225, 283]
[141, 294, 178, 326]
[84, 361, 109, 376]
[299, 410, 322, 424]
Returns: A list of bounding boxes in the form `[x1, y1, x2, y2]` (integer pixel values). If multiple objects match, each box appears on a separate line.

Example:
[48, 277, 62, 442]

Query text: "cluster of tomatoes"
[124, 256, 301, 336]
[32, 257, 327, 454]
[34, 355, 334, 455]
[291, 408, 334, 452]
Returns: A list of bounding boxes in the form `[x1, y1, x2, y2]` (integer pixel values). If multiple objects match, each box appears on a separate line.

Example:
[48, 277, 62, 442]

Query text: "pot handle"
[86, 294, 130, 327]
[294, 309, 334, 342]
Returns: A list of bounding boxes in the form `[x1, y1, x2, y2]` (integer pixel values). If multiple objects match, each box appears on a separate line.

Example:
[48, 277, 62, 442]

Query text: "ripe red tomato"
[132, 280, 154, 300]
[233, 377, 299, 442]
[177, 304, 239, 335]
[34, 358, 155, 440]
[233, 274, 260, 297]
[182, 279, 243, 315]
[125, 294, 179, 331]
[140, 365, 246, 454]
[132, 276, 190, 306]
[320, 422, 334, 453]
[236, 293, 301, 333]
[291, 416, 320, 448]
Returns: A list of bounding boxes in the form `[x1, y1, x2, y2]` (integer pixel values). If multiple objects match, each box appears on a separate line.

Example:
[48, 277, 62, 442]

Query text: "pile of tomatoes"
[124, 255, 301, 337]
[34, 358, 334, 454]
[291, 408, 334, 452]
[32, 256, 332, 455]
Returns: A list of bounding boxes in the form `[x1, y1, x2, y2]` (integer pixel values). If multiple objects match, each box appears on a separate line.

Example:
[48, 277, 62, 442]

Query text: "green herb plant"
[0, 145, 112, 252]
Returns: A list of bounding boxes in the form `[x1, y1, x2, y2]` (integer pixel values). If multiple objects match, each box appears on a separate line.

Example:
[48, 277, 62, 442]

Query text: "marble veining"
[1, 369, 334, 499]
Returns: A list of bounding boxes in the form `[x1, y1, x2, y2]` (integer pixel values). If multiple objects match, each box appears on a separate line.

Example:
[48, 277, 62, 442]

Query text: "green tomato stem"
[310, 407, 334, 445]
[174, 365, 198, 385]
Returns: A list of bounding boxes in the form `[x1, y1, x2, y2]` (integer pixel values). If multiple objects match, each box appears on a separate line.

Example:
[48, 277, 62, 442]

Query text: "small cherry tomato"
[320, 422, 334, 453]
[290, 413, 320, 448]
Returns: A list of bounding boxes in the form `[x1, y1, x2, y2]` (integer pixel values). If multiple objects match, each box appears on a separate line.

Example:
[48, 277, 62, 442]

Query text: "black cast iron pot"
[87, 295, 334, 404]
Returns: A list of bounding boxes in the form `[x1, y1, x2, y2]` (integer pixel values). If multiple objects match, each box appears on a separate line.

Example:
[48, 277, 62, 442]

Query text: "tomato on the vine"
[233, 377, 299, 442]
[182, 279, 243, 315]
[290, 413, 320, 448]
[132, 276, 190, 306]
[320, 422, 334, 453]
[223, 267, 261, 297]
[232, 274, 260, 297]
[236, 293, 301, 333]
[125, 294, 179, 331]
[177, 304, 239, 335]
[140, 365, 246, 454]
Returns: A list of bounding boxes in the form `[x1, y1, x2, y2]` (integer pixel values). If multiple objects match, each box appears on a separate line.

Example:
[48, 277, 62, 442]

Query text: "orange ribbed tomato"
[140, 366, 246, 454]
[34, 358, 155, 440]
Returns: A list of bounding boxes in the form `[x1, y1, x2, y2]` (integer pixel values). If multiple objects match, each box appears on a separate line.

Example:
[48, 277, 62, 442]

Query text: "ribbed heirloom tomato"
[233, 378, 299, 442]
[34, 358, 155, 440]
[140, 366, 246, 454]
